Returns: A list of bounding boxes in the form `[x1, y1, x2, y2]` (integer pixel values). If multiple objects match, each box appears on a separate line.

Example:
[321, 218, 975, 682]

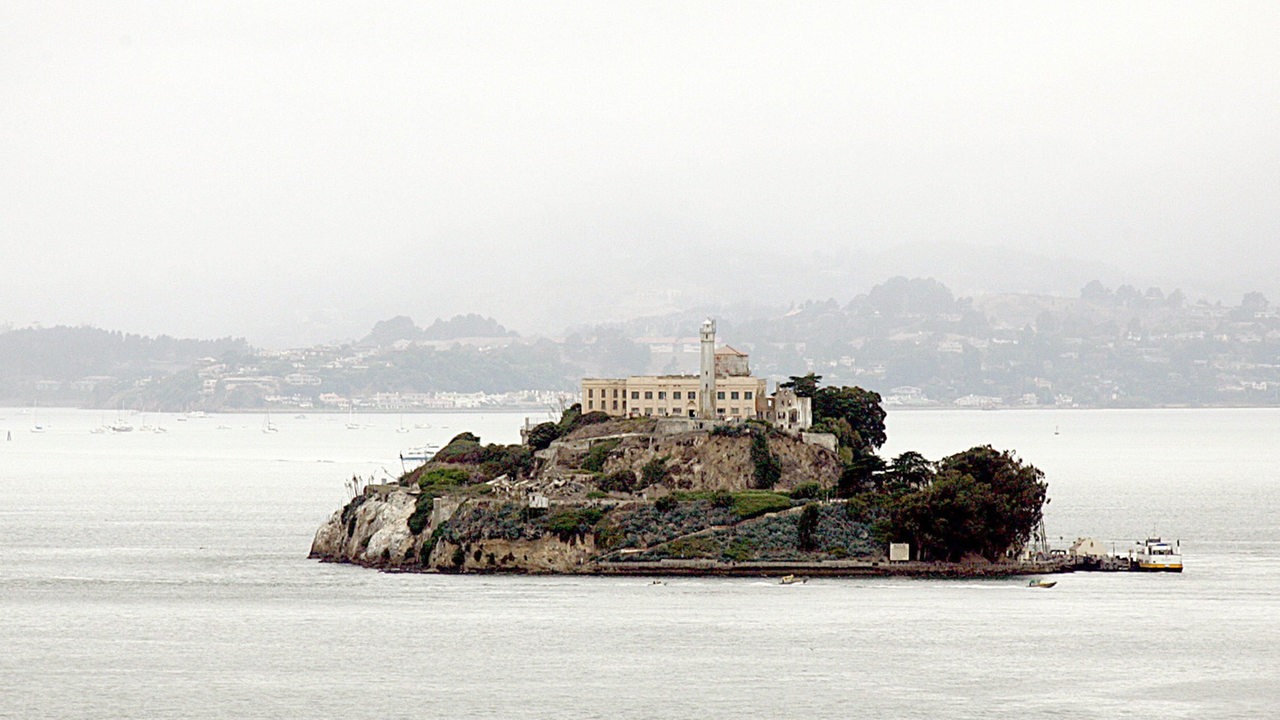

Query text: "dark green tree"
[797, 503, 821, 551]
[884, 451, 934, 495]
[888, 446, 1047, 562]
[750, 432, 782, 489]
[526, 422, 561, 451]
[779, 373, 822, 397]
[812, 385, 887, 454]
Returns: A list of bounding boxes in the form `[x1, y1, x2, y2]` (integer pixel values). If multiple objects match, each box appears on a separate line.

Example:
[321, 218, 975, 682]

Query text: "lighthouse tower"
[699, 318, 717, 419]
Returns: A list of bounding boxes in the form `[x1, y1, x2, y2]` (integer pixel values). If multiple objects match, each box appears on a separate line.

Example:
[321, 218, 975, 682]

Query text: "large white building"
[581, 319, 810, 429]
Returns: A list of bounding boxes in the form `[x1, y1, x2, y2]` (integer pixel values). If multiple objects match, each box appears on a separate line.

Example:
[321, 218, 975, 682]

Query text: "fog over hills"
[3, 3, 1277, 347]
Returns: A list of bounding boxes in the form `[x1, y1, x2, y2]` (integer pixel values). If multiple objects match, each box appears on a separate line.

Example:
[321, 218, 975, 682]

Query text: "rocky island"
[311, 322, 1050, 577]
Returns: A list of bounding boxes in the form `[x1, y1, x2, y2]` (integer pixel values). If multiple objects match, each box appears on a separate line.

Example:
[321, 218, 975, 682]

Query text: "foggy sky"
[3, 2, 1277, 346]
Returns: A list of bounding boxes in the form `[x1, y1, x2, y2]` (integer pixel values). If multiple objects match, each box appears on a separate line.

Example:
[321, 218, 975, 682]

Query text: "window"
[716, 407, 726, 414]
[717, 391, 725, 400]
[644, 408, 652, 416]
[631, 391, 639, 399]
[587, 400, 593, 409]
[688, 391, 696, 399]
[613, 389, 619, 398]
[731, 407, 740, 414]
[744, 391, 753, 400]
[658, 391, 666, 399]
[622, 400, 627, 409]
[644, 391, 653, 399]
[612, 400, 618, 410]
[730, 391, 740, 400]
[673, 391, 682, 400]
[587, 388, 593, 398]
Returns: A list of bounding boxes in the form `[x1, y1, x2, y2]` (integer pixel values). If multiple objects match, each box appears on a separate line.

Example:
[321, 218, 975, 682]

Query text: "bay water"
[1, 407, 1276, 719]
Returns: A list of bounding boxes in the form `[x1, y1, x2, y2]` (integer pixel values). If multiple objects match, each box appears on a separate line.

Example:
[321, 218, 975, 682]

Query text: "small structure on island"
[1069, 537, 1107, 559]
[581, 319, 812, 431]
[889, 543, 911, 563]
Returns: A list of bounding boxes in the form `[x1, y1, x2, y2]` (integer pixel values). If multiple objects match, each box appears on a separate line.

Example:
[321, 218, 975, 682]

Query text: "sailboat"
[109, 405, 134, 433]
[396, 413, 410, 433]
[30, 401, 46, 433]
[346, 404, 360, 430]
[262, 409, 279, 433]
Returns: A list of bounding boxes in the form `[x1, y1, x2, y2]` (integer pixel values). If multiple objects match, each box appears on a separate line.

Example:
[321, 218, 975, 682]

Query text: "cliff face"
[310, 489, 600, 573]
[310, 490, 420, 566]
[312, 425, 845, 573]
[546, 430, 841, 494]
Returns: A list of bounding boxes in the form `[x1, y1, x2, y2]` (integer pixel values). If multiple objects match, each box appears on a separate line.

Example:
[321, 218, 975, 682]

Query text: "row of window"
[627, 406, 750, 417]
[586, 388, 754, 401]
[584, 399, 757, 415]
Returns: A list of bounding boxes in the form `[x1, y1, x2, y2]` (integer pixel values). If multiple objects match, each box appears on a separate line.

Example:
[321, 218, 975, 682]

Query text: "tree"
[750, 432, 782, 489]
[888, 446, 1047, 562]
[779, 373, 822, 397]
[884, 451, 934, 495]
[797, 503, 821, 551]
[526, 422, 561, 451]
[812, 385, 887, 454]
[837, 449, 886, 497]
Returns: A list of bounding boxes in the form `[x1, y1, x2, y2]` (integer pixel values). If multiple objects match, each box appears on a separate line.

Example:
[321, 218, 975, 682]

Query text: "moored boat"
[1131, 537, 1182, 572]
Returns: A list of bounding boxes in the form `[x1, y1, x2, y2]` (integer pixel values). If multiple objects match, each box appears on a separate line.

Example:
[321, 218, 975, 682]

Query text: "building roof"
[716, 345, 748, 356]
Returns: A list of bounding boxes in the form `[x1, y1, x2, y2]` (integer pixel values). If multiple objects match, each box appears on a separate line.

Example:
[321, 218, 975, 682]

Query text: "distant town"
[3, 278, 1280, 412]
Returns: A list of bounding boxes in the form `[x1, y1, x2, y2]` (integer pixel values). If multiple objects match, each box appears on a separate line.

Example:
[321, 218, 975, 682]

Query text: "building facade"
[582, 319, 795, 424]
[582, 374, 767, 419]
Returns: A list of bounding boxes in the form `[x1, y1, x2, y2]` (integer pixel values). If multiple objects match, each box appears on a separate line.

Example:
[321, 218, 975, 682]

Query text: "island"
[311, 321, 1052, 577]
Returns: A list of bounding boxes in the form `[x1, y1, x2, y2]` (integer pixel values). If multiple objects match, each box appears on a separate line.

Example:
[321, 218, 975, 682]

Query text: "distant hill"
[360, 314, 517, 347]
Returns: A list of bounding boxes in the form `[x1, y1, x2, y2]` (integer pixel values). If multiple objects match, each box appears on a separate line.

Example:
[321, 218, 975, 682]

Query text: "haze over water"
[2, 407, 1276, 718]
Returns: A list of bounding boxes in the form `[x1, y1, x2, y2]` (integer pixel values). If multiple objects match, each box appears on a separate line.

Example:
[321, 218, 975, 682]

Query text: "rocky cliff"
[311, 423, 851, 573]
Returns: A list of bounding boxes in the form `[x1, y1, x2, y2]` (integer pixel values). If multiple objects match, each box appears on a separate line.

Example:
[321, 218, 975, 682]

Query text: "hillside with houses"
[3, 279, 1279, 411]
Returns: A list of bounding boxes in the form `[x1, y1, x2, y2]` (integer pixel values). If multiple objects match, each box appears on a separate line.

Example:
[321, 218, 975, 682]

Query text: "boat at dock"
[1130, 537, 1182, 572]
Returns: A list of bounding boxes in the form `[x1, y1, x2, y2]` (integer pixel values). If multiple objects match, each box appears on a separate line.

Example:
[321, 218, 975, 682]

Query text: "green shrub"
[587, 490, 608, 499]
[434, 433, 485, 463]
[598, 469, 637, 493]
[791, 482, 824, 500]
[526, 421, 561, 450]
[654, 495, 678, 513]
[640, 455, 671, 488]
[407, 493, 434, 535]
[546, 507, 608, 540]
[664, 536, 719, 559]
[731, 491, 792, 520]
[582, 438, 621, 472]
[418, 467, 470, 490]
[723, 538, 755, 562]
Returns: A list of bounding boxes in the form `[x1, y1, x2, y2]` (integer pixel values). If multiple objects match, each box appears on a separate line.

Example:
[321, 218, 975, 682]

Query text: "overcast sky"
[3, 2, 1277, 345]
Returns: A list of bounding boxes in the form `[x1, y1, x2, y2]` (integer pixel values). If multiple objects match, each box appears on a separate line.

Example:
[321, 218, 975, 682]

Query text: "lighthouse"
[699, 318, 716, 419]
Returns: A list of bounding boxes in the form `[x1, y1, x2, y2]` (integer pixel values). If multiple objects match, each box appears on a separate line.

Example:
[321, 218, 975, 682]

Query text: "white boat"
[399, 443, 440, 470]
[1028, 578, 1057, 588]
[1130, 537, 1182, 572]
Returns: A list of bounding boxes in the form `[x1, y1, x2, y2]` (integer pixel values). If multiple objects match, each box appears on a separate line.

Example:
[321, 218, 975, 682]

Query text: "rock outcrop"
[312, 424, 847, 574]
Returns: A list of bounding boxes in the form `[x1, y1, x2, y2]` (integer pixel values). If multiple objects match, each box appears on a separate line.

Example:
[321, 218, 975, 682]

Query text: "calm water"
[1, 407, 1277, 719]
